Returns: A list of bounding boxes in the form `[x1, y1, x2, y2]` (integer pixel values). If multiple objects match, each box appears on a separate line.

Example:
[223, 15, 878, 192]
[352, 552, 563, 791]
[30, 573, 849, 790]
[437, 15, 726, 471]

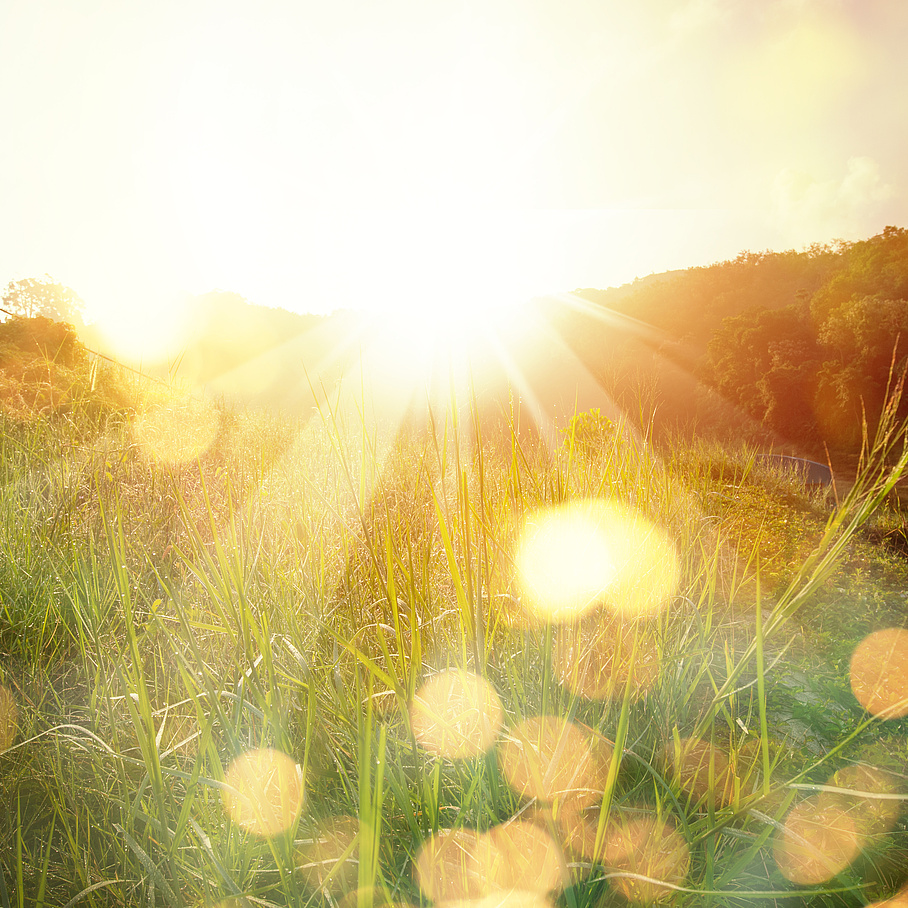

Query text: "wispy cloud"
[771, 156, 894, 245]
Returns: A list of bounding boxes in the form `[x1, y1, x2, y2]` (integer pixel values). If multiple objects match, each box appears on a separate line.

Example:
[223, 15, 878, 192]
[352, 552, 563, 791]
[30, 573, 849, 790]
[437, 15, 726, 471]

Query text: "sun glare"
[410, 670, 504, 760]
[132, 396, 220, 464]
[222, 748, 304, 837]
[516, 499, 679, 623]
[850, 628, 908, 719]
[93, 297, 191, 365]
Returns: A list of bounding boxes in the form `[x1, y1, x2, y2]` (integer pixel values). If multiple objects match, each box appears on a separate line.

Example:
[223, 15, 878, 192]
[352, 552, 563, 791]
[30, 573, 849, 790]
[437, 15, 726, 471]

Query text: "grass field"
[3, 380, 908, 908]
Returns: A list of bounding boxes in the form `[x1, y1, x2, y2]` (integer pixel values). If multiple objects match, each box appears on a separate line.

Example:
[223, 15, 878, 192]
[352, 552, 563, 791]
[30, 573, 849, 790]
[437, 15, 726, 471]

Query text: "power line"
[0, 306, 172, 386]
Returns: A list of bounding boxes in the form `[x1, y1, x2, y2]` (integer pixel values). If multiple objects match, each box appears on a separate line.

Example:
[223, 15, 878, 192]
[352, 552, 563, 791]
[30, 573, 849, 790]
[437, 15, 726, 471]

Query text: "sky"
[1, 0, 906, 342]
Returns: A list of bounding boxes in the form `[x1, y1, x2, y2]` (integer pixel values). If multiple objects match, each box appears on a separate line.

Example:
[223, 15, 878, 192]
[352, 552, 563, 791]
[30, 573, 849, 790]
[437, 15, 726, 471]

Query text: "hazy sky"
[1, 0, 906, 331]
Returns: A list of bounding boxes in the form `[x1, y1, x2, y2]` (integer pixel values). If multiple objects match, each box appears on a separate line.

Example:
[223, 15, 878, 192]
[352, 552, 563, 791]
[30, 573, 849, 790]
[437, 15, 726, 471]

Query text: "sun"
[91, 294, 191, 365]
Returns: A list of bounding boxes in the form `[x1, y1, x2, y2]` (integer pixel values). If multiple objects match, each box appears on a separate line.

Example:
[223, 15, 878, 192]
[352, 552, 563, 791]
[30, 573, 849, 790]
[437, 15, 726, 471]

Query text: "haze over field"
[1, 0, 907, 353]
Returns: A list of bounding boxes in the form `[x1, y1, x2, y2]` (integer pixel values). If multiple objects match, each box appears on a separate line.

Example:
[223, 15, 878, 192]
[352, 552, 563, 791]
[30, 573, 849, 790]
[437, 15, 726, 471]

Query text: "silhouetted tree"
[1, 277, 85, 325]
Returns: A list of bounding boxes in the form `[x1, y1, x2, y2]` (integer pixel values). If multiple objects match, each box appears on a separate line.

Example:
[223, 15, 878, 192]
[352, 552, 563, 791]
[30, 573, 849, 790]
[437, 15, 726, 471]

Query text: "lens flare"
[849, 628, 908, 718]
[499, 716, 612, 806]
[221, 748, 304, 837]
[468, 892, 554, 908]
[773, 795, 861, 885]
[556, 801, 607, 863]
[414, 828, 485, 904]
[297, 815, 361, 894]
[410, 670, 504, 759]
[603, 812, 690, 905]
[414, 821, 563, 905]
[558, 803, 689, 902]
[515, 500, 678, 623]
[669, 738, 737, 808]
[132, 396, 220, 464]
[0, 684, 18, 753]
[554, 610, 661, 700]
[475, 819, 565, 896]
[337, 888, 413, 908]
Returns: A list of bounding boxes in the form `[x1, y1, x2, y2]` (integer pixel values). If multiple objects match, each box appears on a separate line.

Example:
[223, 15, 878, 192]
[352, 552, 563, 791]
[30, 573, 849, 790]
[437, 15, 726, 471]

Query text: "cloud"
[771, 156, 894, 244]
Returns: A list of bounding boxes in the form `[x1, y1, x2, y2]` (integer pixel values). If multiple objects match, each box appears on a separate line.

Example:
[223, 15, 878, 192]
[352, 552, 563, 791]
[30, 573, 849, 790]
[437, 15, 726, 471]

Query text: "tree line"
[4, 227, 908, 457]
[550, 226, 908, 458]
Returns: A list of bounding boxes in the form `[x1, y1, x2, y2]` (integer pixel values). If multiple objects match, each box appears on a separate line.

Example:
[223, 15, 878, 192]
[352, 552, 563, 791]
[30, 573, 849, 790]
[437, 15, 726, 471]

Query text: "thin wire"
[0, 305, 173, 386]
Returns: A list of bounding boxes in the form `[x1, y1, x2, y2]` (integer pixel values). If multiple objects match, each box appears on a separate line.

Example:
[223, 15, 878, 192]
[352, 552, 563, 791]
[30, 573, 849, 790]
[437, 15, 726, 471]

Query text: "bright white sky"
[1, 0, 906, 338]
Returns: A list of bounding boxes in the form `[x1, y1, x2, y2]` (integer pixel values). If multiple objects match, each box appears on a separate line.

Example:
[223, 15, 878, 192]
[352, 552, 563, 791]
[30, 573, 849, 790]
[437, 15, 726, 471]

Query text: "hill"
[544, 226, 908, 459]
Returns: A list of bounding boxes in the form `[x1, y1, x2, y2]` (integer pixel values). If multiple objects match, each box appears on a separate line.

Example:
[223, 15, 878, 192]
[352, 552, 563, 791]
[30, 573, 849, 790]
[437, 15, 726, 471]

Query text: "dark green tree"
[809, 227, 908, 326]
[706, 304, 821, 438]
[813, 295, 908, 444]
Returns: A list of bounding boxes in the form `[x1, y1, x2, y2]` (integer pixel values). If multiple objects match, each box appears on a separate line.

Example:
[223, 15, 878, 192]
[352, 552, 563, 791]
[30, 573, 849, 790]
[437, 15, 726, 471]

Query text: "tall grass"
[1, 381, 908, 907]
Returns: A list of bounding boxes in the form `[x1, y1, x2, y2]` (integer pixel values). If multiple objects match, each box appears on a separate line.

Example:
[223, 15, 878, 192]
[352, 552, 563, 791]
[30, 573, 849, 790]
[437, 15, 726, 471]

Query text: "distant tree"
[706, 305, 821, 440]
[812, 295, 908, 444]
[809, 227, 908, 326]
[1, 277, 85, 325]
[819, 294, 908, 377]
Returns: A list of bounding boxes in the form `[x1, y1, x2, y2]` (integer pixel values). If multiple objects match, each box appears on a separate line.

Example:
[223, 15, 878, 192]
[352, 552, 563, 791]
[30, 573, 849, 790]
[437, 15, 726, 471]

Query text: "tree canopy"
[550, 226, 908, 457]
[1, 277, 85, 325]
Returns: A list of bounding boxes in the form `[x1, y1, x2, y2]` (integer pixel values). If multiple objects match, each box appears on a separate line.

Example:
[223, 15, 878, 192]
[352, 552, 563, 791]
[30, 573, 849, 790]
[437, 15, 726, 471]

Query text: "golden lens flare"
[468, 893, 555, 908]
[297, 815, 361, 894]
[132, 397, 219, 464]
[410, 670, 504, 760]
[498, 716, 612, 806]
[515, 500, 679, 624]
[0, 684, 18, 753]
[849, 628, 908, 718]
[414, 828, 485, 904]
[221, 748, 303, 837]
[827, 763, 903, 839]
[773, 795, 861, 885]
[603, 812, 690, 905]
[558, 803, 689, 902]
[414, 823, 562, 905]
[554, 610, 661, 700]
[474, 820, 566, 896]
[669, 738, 737, 808]
[556, 800, 607, 863]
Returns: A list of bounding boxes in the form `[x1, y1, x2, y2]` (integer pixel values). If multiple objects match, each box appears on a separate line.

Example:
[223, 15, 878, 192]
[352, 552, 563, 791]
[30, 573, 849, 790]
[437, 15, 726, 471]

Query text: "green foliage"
[557, 226, 908, 456]
[810, 227, 908, 326]
[707, 304, 821, 439]
[0, 316, 86, 370]
[693, 229, 908, 454]
[0, 316, 133, 424]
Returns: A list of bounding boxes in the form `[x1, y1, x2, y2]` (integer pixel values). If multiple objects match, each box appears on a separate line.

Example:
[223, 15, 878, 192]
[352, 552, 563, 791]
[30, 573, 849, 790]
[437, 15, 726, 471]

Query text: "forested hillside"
[550, 226, 908, 459]
[6, 227, 908, 460]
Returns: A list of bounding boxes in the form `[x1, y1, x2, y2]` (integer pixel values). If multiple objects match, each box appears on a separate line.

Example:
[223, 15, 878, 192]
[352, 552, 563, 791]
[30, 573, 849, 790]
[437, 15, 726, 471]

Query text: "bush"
[0, 316, 132, 422]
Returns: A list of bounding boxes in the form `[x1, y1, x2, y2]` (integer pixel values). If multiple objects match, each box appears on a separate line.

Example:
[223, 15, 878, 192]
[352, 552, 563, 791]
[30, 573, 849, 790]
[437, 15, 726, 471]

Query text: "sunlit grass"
[2, 372, 908, 907]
